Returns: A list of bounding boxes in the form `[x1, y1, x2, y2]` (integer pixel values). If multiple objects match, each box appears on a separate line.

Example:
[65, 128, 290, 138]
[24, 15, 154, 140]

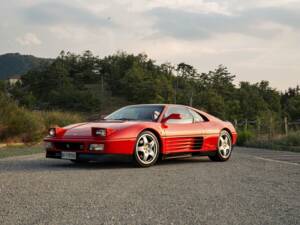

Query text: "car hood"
[63, 120, 140, 137]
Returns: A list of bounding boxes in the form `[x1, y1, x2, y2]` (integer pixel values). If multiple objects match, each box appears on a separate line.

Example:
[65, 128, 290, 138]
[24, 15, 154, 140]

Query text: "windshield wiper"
[114, 118, 136, 121]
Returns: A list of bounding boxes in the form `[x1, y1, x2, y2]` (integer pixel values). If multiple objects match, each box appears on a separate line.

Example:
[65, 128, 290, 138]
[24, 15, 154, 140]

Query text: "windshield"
[105, 105, 164, 121]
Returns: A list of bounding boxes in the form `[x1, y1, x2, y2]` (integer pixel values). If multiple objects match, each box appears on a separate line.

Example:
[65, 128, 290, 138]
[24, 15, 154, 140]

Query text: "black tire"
[209, 130, 233, 162]
[70, 159, 89, 163]
[133, 131, 160, 167]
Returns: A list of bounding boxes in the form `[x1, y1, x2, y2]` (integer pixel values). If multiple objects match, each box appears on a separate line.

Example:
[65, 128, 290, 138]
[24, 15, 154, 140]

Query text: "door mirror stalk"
[161, 113, 182, 123]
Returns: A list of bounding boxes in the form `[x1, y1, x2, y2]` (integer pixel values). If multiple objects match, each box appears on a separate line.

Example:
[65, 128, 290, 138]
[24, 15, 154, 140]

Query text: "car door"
[162, 106, 213, 153]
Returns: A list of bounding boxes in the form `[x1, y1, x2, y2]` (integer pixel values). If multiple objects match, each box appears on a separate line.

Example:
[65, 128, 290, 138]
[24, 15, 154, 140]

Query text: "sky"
[0, 0, 299, 90]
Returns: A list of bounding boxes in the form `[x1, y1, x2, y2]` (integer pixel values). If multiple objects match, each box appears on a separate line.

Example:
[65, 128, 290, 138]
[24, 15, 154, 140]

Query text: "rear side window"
[164, 106, 193, 124]
[188, 109, 206, 122]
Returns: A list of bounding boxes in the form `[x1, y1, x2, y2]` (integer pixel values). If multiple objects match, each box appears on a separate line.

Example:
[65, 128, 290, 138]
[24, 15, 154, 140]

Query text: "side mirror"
[161, 113, 182, 123]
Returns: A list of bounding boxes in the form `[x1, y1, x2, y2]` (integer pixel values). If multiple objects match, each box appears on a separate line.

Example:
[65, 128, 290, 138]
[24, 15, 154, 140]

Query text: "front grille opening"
[53, 142, 84, 151]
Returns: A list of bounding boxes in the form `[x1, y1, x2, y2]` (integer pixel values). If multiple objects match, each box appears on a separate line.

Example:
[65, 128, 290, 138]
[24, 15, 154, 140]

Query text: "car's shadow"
[0, 156, 212, 172]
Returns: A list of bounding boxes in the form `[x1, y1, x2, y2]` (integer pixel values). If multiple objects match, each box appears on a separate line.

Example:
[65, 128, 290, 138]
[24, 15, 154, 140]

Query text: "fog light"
[89, 144, 104, 151]
[45, 142, 53, 150]
[49, 128, 56, 137]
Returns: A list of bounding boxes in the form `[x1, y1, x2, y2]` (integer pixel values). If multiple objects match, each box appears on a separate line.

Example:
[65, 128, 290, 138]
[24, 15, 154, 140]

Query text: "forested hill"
[6, 50, 300, 123]
[0, 53, 52, 79]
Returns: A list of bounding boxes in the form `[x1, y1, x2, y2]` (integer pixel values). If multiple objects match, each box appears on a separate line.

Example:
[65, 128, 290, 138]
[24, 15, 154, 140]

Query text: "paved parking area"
[0, 147, 299, 225]
[237, 147, 300, 165]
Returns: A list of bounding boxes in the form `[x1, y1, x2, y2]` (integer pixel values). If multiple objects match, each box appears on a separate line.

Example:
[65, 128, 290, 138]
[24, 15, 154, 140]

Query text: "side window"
[188, 109, 205, 123]
[164, 106, 193, 124]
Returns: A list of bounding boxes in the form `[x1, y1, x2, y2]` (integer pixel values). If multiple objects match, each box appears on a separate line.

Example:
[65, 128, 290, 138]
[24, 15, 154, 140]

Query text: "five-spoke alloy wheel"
[209, 130, 233, 162]
[134, 131, 159, 167]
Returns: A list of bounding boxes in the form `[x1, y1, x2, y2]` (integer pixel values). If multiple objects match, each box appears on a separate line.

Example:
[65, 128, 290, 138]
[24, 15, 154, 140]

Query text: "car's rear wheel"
[134, 131, 159, 167]
[209, 130, 232, 162]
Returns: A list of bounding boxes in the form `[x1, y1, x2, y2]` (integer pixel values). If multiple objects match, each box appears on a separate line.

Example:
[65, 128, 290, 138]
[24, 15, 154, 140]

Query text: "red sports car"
[44, 104, 237, 167]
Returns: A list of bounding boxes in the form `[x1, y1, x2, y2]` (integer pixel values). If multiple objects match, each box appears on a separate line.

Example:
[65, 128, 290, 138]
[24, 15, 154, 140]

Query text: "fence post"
[234, 119, 237, 128]
[269, 116, 273, 138]
[257, 118, 261, 134]
[244, 119, 248, 131]
[284, 117, 288, 136]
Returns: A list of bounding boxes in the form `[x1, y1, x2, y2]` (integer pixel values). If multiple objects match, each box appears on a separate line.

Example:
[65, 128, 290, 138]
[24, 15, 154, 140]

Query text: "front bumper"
[44, 138, 136, 157]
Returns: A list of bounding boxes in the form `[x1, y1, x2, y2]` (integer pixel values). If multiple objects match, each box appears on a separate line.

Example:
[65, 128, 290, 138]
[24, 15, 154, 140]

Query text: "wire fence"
[233, 117, 300, 137]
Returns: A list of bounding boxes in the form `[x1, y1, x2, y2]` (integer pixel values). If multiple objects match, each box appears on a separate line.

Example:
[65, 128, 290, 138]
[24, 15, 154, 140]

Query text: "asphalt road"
[0, 147, 299, 225]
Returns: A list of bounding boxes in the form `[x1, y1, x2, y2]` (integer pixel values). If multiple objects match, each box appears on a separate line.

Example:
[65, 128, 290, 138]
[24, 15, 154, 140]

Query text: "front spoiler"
[46, 151, 132, 162]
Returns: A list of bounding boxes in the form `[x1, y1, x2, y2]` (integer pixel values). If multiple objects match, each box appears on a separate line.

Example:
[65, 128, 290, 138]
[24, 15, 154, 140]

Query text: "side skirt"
[162, 151, 217, 160]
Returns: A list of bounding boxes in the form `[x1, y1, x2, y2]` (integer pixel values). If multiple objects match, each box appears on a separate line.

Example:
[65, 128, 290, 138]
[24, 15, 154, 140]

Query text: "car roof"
[121, 104, 219, 121]
[126, 104, 189, 107]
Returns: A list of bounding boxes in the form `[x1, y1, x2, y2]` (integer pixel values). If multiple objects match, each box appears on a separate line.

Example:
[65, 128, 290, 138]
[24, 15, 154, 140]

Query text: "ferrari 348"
[44, 104, 237, 167]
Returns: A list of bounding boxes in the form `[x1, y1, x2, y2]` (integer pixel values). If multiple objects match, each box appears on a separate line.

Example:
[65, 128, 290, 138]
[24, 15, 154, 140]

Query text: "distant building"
[7, 75, 21, 85]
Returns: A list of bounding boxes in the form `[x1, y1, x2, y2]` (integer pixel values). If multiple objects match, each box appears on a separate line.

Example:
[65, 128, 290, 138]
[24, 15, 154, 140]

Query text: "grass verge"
[240, 131, 300, 153]
[0, 145, 44, 159]
[243, 142, 300, 153]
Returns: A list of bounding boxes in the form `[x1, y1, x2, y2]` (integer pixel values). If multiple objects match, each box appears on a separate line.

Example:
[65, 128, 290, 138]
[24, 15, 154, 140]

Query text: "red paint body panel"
[44, 104, 237, 158]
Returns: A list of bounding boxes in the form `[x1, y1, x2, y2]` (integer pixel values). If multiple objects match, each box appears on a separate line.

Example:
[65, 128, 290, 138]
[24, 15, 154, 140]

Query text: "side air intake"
[192, 137, 204, 150]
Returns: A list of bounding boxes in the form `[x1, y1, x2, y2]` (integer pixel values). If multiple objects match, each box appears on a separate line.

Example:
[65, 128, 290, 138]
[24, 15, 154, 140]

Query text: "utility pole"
[174, 78, 178, 104]
[189, 91, 193, 106]
[93, 62, 103, 109]
[284, 117, 288, 136]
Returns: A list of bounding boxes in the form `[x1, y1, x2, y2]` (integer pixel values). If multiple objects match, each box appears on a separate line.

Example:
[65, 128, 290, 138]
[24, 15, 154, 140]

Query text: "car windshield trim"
[110, 118, 137, 121]
[105, 105, 165, 122]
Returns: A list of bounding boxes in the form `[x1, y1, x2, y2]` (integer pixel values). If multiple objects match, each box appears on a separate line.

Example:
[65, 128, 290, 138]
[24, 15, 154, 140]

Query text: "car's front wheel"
[209, 130, 233, 162]
[134, 131, 160, 167]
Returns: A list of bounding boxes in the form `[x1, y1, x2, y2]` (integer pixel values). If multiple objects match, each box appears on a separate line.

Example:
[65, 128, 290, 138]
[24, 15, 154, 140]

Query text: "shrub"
[242, 131, 300, 152]
[236, 129, 255, 146]
[6, 110, 45, 142]
[273, 131, 300, 147]
[0, 93, 45, 142]
[41, 111, 84, 128]
[0, 92, 84, 143]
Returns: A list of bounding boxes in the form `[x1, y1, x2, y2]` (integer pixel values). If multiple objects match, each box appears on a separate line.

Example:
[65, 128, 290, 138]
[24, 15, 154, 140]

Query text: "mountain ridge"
[0, 53, 52, 79]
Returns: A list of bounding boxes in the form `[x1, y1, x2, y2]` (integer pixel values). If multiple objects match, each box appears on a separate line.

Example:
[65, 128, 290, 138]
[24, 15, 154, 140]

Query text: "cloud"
[147, 0, 230, 15]
[22, 2, 114, 28]
[16, 33, 42, 46]
[148, 6, 300, 40]
[0, 0, 299, 90]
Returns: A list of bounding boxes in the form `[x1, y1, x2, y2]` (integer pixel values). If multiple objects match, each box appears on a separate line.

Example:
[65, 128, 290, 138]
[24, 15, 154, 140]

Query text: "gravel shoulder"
[0, 147, 299, 225]
[0, 145, 43, 159]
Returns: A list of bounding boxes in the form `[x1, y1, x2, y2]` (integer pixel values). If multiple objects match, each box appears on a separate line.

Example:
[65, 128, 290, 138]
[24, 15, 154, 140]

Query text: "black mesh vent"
[53, 142, 84, 151]
[192, 137, 204, 150]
